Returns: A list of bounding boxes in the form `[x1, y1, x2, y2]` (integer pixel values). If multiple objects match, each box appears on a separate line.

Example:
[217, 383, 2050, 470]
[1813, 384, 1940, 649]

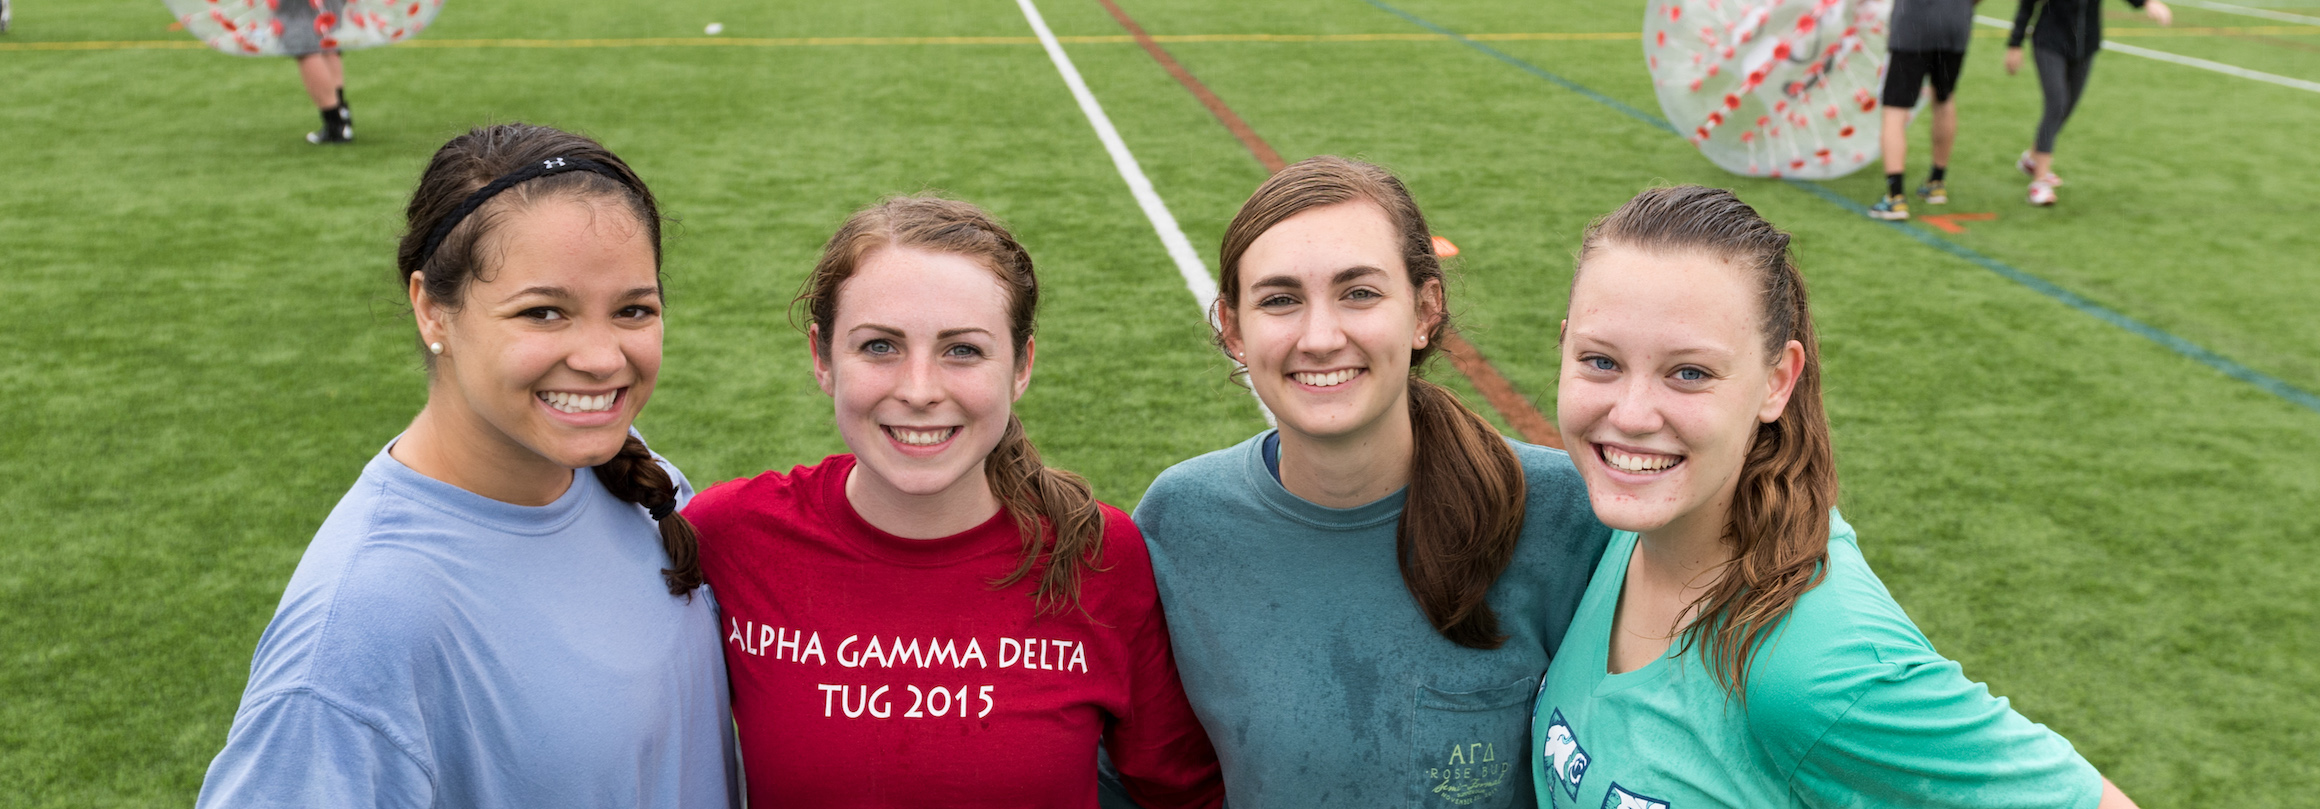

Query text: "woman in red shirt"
[682, 196, 1224, 808]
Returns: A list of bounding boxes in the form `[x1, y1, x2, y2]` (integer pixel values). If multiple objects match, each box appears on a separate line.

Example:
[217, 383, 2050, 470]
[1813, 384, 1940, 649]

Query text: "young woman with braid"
[1132, 156, 1611, 809]
[197, 123, 735, 807]
[680, 196, 1224, 808]
[1532, 185, 2138, 808]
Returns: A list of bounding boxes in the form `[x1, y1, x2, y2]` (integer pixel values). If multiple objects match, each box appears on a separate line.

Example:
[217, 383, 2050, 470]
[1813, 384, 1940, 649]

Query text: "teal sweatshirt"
[1134, 432, 1611, 809]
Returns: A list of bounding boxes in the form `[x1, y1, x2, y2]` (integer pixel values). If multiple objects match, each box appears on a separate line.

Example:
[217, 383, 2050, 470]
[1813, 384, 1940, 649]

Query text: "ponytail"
[1401, 377, 1529, 649]
[592, 434, 704, 597]
[983, 415, 1110, 615]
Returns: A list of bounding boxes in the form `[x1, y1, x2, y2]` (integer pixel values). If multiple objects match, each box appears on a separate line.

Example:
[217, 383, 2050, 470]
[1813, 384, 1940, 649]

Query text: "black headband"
[417, 156, 636, 268]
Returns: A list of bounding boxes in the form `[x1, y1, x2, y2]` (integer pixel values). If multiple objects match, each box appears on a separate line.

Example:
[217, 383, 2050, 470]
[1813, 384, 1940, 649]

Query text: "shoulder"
[1092, 501, 1153, 574]
[1139, 435, 1262, 504]
[682, 453, 849, 531]
[1133, 433, 1264, 527]
[1741, 513, 1938, 741]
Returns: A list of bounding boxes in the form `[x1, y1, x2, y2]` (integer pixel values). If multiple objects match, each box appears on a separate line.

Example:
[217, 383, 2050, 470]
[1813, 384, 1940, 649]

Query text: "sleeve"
[1099, 515, 1226, 809]
[195, 689, 435, 809]
[1777, 646, 2103, 809]
[2008, 0, 2039, 47]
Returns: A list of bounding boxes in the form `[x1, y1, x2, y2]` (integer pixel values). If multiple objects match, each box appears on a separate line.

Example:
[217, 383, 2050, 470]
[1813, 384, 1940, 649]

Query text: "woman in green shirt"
[1532, 185, 2138, 809]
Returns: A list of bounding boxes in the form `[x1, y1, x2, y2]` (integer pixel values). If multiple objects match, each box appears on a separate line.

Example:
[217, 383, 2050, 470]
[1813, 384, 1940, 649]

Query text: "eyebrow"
[1249, 265, 1390, 291]
[1568, 332, 1737, 359]
[500, 285, 661, 303]
[848, 324, 995, 340]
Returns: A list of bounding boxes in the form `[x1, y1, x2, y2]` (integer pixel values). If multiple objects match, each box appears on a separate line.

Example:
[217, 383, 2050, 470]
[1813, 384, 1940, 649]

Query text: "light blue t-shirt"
[1532, 513, 2101, 809]
[1135, 432, 1611, 809]
[196, 444, 737, 809]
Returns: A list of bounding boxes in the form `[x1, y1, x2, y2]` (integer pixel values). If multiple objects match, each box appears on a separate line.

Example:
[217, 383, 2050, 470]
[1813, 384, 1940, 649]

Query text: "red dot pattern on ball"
[1644, 0, 1893, 179]
[167, 0, 445, 56]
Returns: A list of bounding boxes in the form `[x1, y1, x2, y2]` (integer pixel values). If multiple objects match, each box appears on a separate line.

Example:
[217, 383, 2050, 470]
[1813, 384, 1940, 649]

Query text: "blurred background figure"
[283, 0, 352, 144]
[3, 0, 13, 34]
[1868, 0, 1981, 221]
[2006, 0, 2173, 205]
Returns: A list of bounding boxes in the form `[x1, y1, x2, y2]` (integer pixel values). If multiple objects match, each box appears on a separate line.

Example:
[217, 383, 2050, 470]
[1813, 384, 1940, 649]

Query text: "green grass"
[4, 0, 2316, 804]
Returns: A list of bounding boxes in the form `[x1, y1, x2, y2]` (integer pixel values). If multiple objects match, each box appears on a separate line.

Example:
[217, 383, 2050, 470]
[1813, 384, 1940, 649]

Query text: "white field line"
[2174, 0, 2320, 26]
[1014, 0, 1272, 422]
[1014, 0, 1218, 314]
[1975, 14, 2320, 93]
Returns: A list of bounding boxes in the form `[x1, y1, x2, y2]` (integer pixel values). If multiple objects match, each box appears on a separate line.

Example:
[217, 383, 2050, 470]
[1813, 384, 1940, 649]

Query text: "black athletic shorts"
[1881, 49, 1965, 108]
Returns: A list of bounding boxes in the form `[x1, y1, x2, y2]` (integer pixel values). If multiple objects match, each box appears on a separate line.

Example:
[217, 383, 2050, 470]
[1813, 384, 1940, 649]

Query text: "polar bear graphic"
[1601, 783, 1670, 809]
[1540, 709, 1589, 800]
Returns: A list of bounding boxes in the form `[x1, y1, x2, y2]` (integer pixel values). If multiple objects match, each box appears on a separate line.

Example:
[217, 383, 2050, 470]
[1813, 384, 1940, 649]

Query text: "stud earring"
[1416, 335, 1428, 347]
[428, 342, 444, 355]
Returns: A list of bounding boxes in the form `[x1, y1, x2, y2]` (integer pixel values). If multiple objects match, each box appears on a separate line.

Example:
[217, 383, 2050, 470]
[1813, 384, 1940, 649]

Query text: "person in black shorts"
[2006, 0, 2172, 205]
[1869, 0, 1978, 220]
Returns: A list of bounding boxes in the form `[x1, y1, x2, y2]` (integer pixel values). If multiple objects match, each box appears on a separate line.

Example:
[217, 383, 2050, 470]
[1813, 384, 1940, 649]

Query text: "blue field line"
[1360, 0, 2320, 416]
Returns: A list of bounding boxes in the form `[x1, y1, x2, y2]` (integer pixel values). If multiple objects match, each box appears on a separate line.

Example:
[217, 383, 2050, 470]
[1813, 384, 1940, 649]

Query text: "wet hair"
[395, 122, 700, 597]
[1217, 156, 1527, 650]
[1573, 185, 1837, 701]
[797, 195, 1107, 615]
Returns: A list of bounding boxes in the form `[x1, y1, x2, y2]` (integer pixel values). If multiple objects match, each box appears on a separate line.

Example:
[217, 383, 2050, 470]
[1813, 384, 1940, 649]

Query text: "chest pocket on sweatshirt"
[1409, 674, 1538, 808]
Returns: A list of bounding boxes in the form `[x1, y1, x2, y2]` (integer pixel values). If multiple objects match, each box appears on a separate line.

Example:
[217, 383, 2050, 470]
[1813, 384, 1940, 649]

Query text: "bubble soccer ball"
[1644, 0, 1892, 180]
[165, 0, 446, 57]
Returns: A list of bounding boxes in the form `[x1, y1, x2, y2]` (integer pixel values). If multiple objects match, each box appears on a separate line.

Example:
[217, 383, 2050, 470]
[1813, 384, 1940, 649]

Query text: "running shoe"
[2017, 150, 2038, 178]
[1867, 194, 1910, 220]
[2027, 176, 2059, 206]
[1916, 180, 1947, 205]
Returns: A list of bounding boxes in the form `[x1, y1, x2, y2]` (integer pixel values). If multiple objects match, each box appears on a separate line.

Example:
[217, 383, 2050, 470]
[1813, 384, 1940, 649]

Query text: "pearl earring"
[428, 342, 444, 355]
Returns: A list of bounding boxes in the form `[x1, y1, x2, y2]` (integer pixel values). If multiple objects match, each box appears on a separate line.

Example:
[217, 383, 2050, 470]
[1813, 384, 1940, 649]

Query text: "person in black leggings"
[2006, 0, 2173, 205]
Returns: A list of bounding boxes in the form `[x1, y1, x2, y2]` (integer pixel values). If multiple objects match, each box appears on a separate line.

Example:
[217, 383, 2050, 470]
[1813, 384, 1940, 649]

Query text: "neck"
[1632, 492, 1738, 598]
[1277, 394, 1415, 509]
[391, 393, 575, 507]
[845, 461, 1002, 540]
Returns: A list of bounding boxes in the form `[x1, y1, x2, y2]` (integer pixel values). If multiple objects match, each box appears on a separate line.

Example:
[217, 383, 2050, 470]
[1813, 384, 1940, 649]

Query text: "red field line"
[1094, 0, 1564, 448]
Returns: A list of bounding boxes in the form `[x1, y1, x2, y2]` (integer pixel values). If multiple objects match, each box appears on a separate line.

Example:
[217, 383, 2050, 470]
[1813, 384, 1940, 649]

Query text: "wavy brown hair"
[1217, 156, 1527, 649]
[1575, 185, 1837, 700]
[798, 196, 1107, 615]
[395, 122, 701, 597]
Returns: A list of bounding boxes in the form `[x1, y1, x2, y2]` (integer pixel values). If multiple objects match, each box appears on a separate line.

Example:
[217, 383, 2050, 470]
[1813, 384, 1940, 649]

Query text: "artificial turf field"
[5, 0, 2318, 804]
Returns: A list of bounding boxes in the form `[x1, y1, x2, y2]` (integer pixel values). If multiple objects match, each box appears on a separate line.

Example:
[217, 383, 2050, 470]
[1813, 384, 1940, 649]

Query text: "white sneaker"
[2028, 176, 2059, 206]
[2017, 150, 2039, 178]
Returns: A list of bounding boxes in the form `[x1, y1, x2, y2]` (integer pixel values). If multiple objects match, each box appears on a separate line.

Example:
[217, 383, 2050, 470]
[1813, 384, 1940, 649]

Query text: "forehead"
[474, 196, 657, 289]
[1568, 245, 1761, 348]
[1240, 200, 1406, 288]
[836, 246, 1012, 331]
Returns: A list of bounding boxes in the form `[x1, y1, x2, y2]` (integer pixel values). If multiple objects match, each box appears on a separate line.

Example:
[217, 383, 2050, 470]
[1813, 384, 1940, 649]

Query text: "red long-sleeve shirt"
[685, 454, 1224, 809]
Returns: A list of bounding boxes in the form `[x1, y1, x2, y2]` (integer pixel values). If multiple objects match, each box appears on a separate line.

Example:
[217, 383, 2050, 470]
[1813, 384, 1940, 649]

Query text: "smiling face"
[1223, 200, 1441, 444]
[813, 245, 1030, 505]
[1558, 244, 1802, 539]
[416, 195, 663, 474]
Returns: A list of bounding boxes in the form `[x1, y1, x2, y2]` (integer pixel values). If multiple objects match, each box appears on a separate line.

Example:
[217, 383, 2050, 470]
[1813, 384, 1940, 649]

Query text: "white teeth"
[1293, 369, 1360, 388]
[1603, 447, 1680, 474]
[541, 391, 616, 414]
[890, 427, 955, 447]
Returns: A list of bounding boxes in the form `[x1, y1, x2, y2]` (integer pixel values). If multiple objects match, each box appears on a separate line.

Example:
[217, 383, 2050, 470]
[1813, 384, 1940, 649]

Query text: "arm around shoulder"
[197, 689, 434, 809]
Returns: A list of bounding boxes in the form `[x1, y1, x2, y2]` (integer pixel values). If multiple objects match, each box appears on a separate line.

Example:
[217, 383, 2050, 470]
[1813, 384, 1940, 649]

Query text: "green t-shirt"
[1136, 432, 1611, 809]
[1531, 513, 2101, 809]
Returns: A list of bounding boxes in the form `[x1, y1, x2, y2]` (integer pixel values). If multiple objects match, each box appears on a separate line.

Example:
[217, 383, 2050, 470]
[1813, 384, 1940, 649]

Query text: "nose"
[893, 352, 944, 409]
[1604, 372, 1665, 437]
[1293, 302, 1350, 361]
[565, 319, 627, 379]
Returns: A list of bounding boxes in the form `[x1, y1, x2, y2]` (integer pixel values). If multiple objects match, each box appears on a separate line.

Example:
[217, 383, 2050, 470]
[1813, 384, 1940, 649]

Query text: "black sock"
[1929, 165, 1946, 183]
[318, 105, 349, 137]
[336, 87, 346, 109]
[1886, 173, 1904, 197]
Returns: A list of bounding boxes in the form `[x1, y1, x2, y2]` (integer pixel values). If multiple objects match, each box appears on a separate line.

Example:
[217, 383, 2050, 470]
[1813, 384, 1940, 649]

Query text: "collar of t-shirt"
[1262, 431, 1283, 482]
